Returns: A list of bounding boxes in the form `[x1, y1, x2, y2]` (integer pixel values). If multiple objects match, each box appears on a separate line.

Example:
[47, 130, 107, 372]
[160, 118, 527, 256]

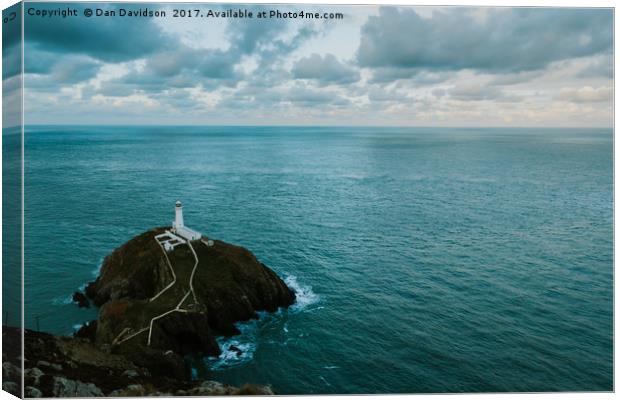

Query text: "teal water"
[23, 126, 612, 393]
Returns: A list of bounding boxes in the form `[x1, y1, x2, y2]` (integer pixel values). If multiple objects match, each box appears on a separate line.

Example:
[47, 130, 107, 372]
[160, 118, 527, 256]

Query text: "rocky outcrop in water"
[72, 292, 90, 308]
[82, 227, 295, 361]
[1, 228, 296, 397]
[2, 228, 295, 396]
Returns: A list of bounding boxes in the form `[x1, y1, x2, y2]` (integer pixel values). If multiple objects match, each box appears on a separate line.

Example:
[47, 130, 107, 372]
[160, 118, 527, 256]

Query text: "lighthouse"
[171, 201, 201, 241]
[174, 201, 184, 229]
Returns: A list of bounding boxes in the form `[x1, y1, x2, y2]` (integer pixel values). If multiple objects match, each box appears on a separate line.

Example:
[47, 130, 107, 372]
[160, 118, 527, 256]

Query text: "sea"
[15, 125, 613, 393]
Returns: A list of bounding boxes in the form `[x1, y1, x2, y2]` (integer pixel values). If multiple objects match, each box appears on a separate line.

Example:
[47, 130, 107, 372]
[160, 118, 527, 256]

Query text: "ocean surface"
[21, 126, 612, 393]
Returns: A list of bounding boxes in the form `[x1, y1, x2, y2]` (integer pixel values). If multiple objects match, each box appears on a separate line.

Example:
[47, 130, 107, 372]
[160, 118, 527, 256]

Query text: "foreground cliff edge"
[3, 228, 296, 397]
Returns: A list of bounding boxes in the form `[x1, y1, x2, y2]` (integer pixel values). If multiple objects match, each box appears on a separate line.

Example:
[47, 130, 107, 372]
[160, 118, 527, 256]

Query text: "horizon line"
[6, 123, 615, 130]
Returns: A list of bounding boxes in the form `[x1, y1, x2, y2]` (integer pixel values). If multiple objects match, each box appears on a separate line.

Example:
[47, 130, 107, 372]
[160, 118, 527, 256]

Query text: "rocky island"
[3, 226, 296, 397]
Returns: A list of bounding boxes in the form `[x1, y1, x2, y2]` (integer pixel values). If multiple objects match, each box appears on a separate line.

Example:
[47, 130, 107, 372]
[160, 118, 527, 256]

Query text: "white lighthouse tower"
[171, 200, 201, 241]
[173, 201, 184, 229]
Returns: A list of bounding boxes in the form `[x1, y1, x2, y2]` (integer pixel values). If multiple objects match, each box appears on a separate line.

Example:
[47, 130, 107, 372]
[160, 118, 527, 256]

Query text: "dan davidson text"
[96, 8, 166, 17]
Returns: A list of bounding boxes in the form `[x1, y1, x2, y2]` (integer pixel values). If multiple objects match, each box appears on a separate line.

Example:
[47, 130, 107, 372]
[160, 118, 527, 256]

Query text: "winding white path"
[113, 238, 203, 347]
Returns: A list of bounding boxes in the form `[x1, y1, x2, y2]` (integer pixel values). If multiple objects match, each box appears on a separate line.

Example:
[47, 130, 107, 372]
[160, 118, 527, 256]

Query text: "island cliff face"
[84, 228, 295, 358]
[3, 228, 296, 397]
[82, 228, 295, 355]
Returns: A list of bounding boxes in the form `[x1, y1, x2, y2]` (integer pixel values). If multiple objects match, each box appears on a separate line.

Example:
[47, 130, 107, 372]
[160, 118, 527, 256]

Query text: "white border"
[0, 1, 616, 400]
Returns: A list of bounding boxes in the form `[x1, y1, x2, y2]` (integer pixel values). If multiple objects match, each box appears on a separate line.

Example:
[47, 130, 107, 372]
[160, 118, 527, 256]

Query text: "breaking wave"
[209, 338, 257, 370]
[92, 257, 104, 278]
[205, 275, 320, 370]
[51, 295, 73, 306]
[206, 319, 259, 370]
[285, 275, 320, 312]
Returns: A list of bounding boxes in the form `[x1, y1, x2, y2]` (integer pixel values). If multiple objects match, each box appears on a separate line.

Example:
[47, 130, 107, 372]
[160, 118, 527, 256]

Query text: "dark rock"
[5, 328, 273, 397]
[147, 311, 220, 356]
[187, 381, 232, 396]
[11, 227, 295, 396]
[2, 381, 18, 396]
[72, 291, 90, 308]
[51, 377, 104, 397]
[229, 344, 243, 356]
[113, 343, 188, 381]
[37, 360, 63, 372]
[185, 381, 274, 396]
[26, 385, 43, 398]
[87, 228, 295, 361]
[85, 229, 176, 306]
[25, 367, 44, 386]
[109, 384, 149, 397]
[73, 320, 97, 342]
[4, 327, 277, 397]
[21, 328, 142, 395]
[121, 369, 139, 379]
[2, 361, 20, 381]
[233, 383, 275, 395]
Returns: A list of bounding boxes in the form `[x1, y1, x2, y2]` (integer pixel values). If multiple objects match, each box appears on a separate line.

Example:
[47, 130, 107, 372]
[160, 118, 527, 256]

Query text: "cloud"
[126, 18, 318, 94]
[556, 86, 612, 103]
[21, 47, 102, 88]
[292, 53, 360, 85]
[244, 24, 320, 88]
[140, 47, 240, 81]
[23, 3, 171, 89]
[50, 57, 102, 83]
[16, 4, 613, 127]
[2, 44, 21, 80]
[2, 4, 21, 50]
[25, 4, 171, 63]
[3, 4, 22, 80]
[214, 83, 351, 111]
[287, 86, 351, 106]
[2, 76, 22, 127]
[89, 82, 135, 98]
[447, 84, 506, 101]
[369, 67, 452, 84]
[358, 7, 612, 75]
[226, 13, 288, 55]
[432, 83, 523, 103]
[487, 70, 545, 86]
[367, 86, 411, 103]
[24, 49, 58, 75]
[575, 54, 614, 79]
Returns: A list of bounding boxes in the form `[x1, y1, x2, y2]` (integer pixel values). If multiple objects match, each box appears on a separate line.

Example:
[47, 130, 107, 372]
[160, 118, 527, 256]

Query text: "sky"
[2, 2, 614, 127]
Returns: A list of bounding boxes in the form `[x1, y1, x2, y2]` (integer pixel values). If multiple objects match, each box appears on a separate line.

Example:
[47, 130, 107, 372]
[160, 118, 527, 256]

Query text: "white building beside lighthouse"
[172, 201, 202, 241]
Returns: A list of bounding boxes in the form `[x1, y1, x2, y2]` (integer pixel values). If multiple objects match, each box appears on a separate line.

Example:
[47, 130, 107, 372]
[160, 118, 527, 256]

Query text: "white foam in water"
[52, 295, 73, 306]
[209, 338, 257, 370]
[52, 280, 92, 306]
[285, 275, 320, 312]
[92, 258, 104, 278]
[205, 276, 320, 370]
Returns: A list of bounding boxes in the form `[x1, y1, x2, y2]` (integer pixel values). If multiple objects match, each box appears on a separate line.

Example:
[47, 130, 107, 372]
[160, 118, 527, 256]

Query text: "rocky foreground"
[3, 228, 296, 397]
[3, 327, 274, 397]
